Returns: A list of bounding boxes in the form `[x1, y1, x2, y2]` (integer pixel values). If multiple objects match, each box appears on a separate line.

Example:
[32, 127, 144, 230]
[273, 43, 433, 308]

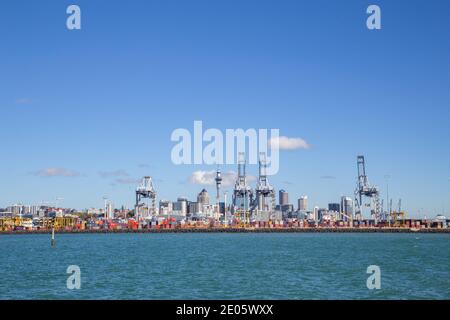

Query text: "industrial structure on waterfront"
[0, 155, 448, 232]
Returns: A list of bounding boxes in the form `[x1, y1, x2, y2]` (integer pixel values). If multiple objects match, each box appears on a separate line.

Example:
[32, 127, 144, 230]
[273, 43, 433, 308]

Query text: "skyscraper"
[159, 200, 173, 215]
[313, 206, 320, 222]
[279, 190, 289, 206]
[197, 189, 210, 206]
[328, 203, 340, 212]
[298, 196, 308, 211]
[107, 202, 114, 219]
[173, 197, 188, 216]
[341, 196, 354, 218]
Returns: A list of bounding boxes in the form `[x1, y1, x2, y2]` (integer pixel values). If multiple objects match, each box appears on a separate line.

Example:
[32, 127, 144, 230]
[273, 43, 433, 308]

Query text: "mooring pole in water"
[51, 225, 55, 246]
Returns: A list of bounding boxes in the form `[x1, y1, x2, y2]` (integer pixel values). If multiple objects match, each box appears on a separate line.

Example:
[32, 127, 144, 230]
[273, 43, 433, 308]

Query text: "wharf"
[1, 227, 449, 235]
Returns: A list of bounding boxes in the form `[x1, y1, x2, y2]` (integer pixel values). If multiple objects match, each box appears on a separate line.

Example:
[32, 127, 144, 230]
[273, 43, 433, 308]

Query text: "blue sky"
[0, 0, 449, 217]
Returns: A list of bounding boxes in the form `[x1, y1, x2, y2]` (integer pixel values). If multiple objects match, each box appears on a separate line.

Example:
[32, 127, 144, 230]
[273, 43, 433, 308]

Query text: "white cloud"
[115, 178, 141, 185]
[268, 136, 310, 150]
[189, 170, 256, 188]
[98, 170, 129, 178]
[34, 167, 80, 177]
[320, 175, 336, 180]
[15, 98, 32, 105]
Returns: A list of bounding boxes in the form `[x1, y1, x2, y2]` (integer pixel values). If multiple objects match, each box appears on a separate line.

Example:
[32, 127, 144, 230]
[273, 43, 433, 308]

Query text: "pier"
[1, 227, 449, 235]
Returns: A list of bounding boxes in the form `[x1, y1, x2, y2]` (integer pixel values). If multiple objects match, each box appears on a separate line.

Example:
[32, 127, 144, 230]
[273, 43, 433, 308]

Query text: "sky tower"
[215, 167, 222, 214]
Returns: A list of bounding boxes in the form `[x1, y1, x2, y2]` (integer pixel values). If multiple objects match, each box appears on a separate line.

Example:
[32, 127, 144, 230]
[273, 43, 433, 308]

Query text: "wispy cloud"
[98, 170, 129, 178]
[189, 170, 255, 188]
[115, 178, 141, 185]
[269, 136, 311, 150]
[320, 175, 336, 180]
[33, 167, 80, 178]
[15, 98, 33, 105]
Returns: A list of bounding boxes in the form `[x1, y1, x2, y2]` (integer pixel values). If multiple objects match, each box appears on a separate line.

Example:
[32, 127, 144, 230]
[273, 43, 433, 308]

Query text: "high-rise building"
[218, 202, 225, 214]
[30, 205, 40, 216]
[107, 202, 114, 219]
[318, 208, 329, 221]
[22, 205, 31, 215]
[197, 189, 210, 206]
[189, 202, 201, 214]
[159, 200, 173, 215]
[298, 196, 308, 211]
[279, 190, 289, 206]
[173, 197, 188, 216]
[341, 196, 354, 218]
[281, 204, 294, 213]
[7, 204, 23, 216]
[313, 206, 320, 222]
[328, 203, 340, 212]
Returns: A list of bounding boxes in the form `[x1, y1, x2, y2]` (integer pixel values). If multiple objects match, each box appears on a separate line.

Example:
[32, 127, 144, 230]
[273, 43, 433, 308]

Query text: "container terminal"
[0, 155, 448, 233]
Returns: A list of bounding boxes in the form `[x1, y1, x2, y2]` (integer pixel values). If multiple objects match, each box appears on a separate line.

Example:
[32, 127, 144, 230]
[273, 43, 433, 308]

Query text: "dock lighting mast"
[224, 191, 228, 222]
[254, 152, 276, 214]
[215, 167, 222, 214]
[232, 152, 253, 223]
[103, 196, 108, 220]
[135, 176, 157, 224]
[55, 197, 64, 208]
[354, 155, 381, 222]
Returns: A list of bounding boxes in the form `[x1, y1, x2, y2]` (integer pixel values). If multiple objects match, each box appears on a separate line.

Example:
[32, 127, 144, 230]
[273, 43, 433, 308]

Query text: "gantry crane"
[354, 155, 381, 222]
[253, 152, 276, 218]
[135, 176, 157, 225]
[232, 152, 253, 224]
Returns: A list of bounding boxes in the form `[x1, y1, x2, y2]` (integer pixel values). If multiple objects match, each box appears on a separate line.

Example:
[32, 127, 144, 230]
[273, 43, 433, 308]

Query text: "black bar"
[0, 300, 447, 319]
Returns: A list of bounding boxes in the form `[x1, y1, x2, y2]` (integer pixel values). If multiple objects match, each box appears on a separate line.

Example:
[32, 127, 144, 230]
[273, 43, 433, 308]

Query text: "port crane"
[354, 155, 381, 222]
[135, 176, 157, 225]
[232, 152, 253, 224]
[252, 152, 276, 219]
[40, 197, 64, 209]
[390, 198, 406, 226]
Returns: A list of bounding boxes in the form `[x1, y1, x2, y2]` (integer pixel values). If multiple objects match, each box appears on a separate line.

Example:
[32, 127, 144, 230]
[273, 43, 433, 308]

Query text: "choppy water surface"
[0, 233, 448, 299]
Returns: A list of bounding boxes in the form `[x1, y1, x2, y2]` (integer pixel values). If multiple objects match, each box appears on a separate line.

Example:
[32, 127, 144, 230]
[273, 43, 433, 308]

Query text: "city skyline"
[1, 0, 450, 217]
[0, 162, 445, 219]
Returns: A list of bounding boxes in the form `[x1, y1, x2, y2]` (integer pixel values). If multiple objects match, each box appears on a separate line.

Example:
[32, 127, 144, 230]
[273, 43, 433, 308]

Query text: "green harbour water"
[0, 233, 449, 300]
